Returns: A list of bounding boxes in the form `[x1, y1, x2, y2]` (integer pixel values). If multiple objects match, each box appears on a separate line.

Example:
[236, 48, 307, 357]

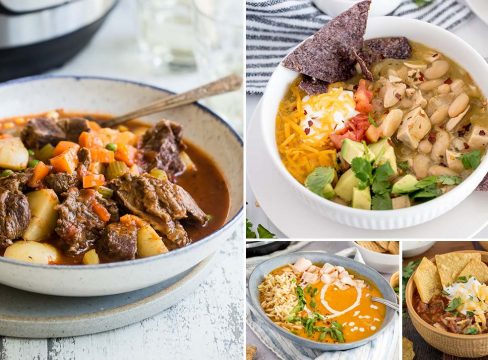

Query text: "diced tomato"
[329, 114, 371, 149]
[354, 79, 373, 114]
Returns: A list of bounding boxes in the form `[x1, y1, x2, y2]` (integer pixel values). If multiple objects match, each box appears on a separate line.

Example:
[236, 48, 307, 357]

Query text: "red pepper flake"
[444, 78, 452, 85]
[292, 106, 297, 111]
[480, 130, 486, 136]
[395, 93, 402, 100]
[308, 120, 313, 127]
[419, 72, 425, 81]
[304, 128, 310, 135]
[304, 109, 308, 115]
[433, 53, 439, 58]
[464, 142, 470, 149]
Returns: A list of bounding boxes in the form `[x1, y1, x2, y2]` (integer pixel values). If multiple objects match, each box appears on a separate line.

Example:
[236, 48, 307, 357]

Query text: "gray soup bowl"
[248, 251, 397, 351]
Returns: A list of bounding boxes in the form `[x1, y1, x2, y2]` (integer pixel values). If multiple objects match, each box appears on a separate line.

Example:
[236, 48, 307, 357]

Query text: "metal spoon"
[97, 74, 242, 128]
[371, 296, 399, 312]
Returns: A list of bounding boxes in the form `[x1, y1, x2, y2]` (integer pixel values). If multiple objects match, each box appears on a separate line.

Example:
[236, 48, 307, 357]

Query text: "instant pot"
[0, 0, 117, 81]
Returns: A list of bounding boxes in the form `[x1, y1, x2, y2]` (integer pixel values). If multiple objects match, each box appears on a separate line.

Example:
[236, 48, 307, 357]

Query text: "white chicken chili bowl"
[0, 75, 243, 296]
[260, 17, 488, 230]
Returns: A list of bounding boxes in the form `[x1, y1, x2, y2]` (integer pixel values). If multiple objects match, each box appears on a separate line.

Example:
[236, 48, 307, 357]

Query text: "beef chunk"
[139, 120, 185, 178]
[77, 147, 91, 176]
[44, 173, 80, 195]
[0, 188, 31, 248]
[55, 188, 119, 255]
[58, 118, 90, 143]
[0, 169, 33, 192]
[110, 174, 206, 247]
[97, 222, 137, 261]
[21, 118, 66, 149]
[20, 117, 91, 149]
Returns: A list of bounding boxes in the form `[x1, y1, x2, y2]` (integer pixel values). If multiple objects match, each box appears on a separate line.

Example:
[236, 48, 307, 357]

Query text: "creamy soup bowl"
[260, 16, 488, 230]
[0, 75, 243, 296]
[248, 251, 397, 351]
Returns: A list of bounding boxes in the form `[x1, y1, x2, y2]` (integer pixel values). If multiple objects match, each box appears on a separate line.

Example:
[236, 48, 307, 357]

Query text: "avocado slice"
[392, 195, 411, 209]
[341, 139, 375, 164]
[352, 186, 371, 210]
[392, 174, 419, 194]
[369, 138, 398, 175]
[334, 168, 360, 202]
[323, 183, 335, 200]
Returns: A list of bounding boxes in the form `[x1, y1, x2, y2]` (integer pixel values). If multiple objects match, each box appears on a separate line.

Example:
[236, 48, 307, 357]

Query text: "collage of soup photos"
[2, 0, 488, 360]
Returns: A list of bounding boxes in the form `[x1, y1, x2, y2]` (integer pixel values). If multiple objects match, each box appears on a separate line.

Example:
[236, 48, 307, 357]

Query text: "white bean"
[450, 79, 465, 94]
[430, 105, 449, 125]
[418, 139, 433, 154]
[419, 79, 444, 91]
[4, 241, 60, 264]
[413, 154, 431, 179]
[437, 84, 450, 94]
[424, 60, 450, 80]
[380, 109, 403, 137]
[448, 93, 469, 118]
[430, 130, 450, 163]
[428, 165, 458, 176]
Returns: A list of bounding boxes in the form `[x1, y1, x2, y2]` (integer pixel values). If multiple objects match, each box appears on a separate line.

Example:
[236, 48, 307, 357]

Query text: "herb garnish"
[445, 297, 462, 312]
[246, 218, 276, 239]
[466, 311, 475, 317]
[457, 276, 468, 283]
[402, 260, 421, 305]
[368, 113, 379, 127]
[465, 327, 479, 335]
[398, 161, 410, 172]
[351, 157, 373, 189]
[460, 150, 481, 170]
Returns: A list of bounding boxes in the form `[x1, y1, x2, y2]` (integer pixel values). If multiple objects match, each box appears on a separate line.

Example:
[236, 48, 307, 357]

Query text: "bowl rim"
[260, 16, 488, 217]
[406, 249, 488, 339]
[248, 250, 398, 350]
[0, 74, 243, 270]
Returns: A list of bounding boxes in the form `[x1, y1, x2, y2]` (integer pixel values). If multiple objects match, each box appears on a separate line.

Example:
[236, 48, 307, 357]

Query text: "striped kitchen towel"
[246, 247, 399, 360]
[246, 0, 473, 94]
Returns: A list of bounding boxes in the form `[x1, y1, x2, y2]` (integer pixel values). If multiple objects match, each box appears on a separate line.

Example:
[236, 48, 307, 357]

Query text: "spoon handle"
[101, 74, 242, 128]
[371, 296, 399, 312]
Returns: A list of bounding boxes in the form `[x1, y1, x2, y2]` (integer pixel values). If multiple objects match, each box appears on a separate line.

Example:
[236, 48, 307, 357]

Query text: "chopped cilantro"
[465, 327, 479, 335]
[351, 157, 373, 189]
[457, 276, 468, 283]
[246, 219, 257, 239]
[415, 176, 438, 189]
[398, 161, 410, 172]
[257, 224, 276, 239]
[460, 150, 481, 170]
[368, 113, 379, 127]
[310, 299, 316, 308]
[372, 162, 394, 195]
[372, 192, 392, 210]
[305, 167, 336, 198]
[466, 311, 475, 317]
[438, 175, 462, 186]
[445, 297, 462, 312]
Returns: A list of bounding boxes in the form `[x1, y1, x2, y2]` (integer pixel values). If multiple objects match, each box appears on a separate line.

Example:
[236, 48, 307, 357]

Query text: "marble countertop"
[0, 0, 244, 359]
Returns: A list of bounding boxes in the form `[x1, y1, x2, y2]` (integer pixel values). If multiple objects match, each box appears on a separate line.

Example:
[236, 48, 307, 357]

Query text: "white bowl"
[402, 241, 436, 258]
[260, 16, 488, 230]
[0, 75, 243, 296]
[313, 0, 401, 17]
[352, 242, 399, 273]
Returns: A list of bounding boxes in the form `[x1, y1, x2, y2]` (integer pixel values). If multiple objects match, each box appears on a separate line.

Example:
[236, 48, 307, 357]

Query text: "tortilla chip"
[282, 1, 371, 83]
[387, 241, 399, 255]
[435, 252, 481, 288]
[402, 337, 415, 360]
[246, 345, 257, 360]
[458, 259, 488, 284]
[413, 257, 442, 303]
[299, 75, 329, 95]
[360, 37, 412, 67]
[357, 241, 385, 253]
[376, 241, 390, 251]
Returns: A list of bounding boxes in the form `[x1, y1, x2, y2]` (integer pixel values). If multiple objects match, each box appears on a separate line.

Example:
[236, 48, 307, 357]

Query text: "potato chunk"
[82, 249, 100, 265]
[23, 189, 59, 242]
[4, 241, 60, 264]
[137, 224, 169, 258]
[0, 137, 29, 170]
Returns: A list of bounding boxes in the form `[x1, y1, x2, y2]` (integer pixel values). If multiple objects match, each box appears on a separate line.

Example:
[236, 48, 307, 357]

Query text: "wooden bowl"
[406, 250, 488, 358]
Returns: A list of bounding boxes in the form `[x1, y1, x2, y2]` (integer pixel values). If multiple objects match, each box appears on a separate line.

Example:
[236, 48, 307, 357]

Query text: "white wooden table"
[0, 1, 244, 359]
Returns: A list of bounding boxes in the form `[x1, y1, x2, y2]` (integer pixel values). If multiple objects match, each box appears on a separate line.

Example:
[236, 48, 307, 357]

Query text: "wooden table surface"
[0, 232, 243, 360]
[403, 241, 488, 360]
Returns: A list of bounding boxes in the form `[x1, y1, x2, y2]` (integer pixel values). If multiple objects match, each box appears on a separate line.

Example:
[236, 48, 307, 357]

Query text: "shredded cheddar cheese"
[275, 80, 356, 183]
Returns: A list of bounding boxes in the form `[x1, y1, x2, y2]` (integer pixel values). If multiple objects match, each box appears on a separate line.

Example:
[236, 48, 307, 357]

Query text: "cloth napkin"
[246, 246, 399, 360]
[246, 0, 472, 94]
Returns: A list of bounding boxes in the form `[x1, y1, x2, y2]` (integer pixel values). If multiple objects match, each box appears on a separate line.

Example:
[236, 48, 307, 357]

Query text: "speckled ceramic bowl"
[0, 75, 243, 297]
[248, 251, 397, 351]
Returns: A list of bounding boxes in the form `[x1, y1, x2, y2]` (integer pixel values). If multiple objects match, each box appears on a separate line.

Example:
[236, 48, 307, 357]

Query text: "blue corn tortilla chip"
[299, 76, 329, 95]
[360, 37, 412, 67]
[282, 0, 371, 83]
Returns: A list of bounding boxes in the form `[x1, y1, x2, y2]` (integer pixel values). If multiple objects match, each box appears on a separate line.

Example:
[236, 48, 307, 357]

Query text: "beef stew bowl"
[405, 251, 488, 358]
[248, 251, 397, 351]
[260, 14, 488, 230]
[0, 75, 243, 296]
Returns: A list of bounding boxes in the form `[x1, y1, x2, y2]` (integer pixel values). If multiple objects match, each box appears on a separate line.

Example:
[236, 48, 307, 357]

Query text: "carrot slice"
[50, 147, 79, 174]
[90, 148, 115, 163]
[53, 141, 80, 157]
[115, 144, 137, 167]
[79, 131, 103, 148]
[91, 200, 110, 222]
[28, 161, 50, 187]
[83, 174, 105, 188]
[87, 121, 102, 131]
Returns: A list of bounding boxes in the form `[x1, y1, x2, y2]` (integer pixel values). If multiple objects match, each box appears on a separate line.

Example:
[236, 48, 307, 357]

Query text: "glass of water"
[137, 0, 196, 71]
[192, 0, 244, 128]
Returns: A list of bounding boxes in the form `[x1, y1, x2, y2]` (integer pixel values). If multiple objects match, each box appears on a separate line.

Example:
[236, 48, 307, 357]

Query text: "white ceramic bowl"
[312, 0, 401, 17]
[402, 241, 436, 258]
[0, 75, 243, 296]
[260, 17, 488, 230]
[352, 242, 399, 273]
